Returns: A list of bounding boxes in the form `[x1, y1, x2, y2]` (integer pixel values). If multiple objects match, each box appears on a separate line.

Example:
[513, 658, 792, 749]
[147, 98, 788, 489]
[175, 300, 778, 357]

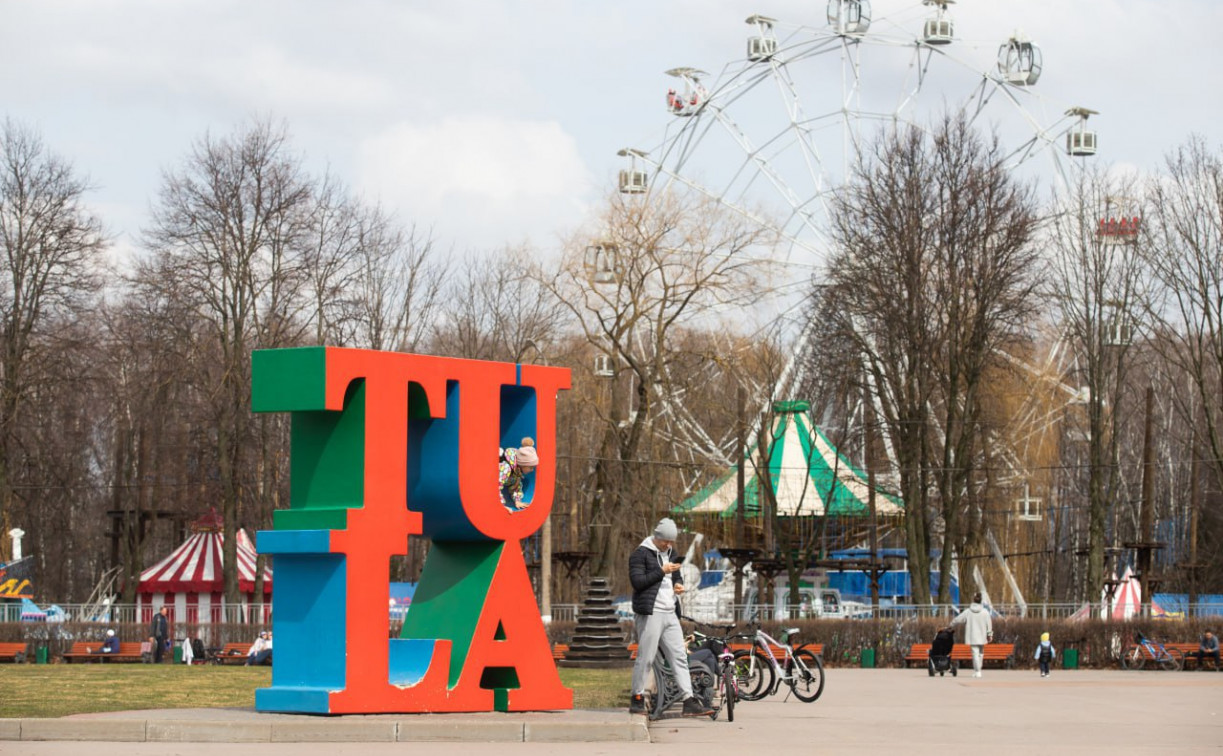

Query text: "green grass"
[0, 665, 631, 718]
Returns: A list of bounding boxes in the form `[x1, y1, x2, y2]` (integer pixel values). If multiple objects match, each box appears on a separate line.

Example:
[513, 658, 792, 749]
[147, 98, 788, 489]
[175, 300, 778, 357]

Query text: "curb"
[2, 715, 650, 744]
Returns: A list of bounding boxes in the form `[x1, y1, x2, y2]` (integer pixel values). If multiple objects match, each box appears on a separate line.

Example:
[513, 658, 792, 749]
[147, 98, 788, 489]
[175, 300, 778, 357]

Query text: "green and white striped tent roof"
[674, 400, 903, 518]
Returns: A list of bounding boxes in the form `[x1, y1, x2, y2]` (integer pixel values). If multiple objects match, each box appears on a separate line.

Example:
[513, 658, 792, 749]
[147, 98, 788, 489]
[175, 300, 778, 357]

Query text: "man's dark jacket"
[629, 541, 684, 616]
[152, 612, 168, 640]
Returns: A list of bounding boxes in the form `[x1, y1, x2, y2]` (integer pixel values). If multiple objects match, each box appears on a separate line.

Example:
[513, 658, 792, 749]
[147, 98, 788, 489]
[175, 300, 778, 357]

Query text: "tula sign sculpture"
[251, 347, 573, 714]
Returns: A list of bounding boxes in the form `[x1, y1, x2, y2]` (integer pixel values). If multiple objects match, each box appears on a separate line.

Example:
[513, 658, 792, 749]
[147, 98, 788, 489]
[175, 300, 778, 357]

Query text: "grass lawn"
[0, 664, 631, 718]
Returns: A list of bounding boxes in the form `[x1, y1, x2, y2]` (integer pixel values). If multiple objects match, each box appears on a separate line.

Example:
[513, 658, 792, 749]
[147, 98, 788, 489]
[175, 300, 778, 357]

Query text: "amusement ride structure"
[602, 1, 1104, 610]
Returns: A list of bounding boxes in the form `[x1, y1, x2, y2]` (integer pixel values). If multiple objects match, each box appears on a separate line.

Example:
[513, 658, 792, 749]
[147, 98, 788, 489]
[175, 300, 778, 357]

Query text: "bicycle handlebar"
[680, 615, 738, 633]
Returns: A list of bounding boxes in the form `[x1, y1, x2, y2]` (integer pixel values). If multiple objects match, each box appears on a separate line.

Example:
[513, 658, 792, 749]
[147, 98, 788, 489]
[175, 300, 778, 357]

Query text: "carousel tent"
[1109, 565, 1167, 619]
[674, 401, 903, 518]
[136, 509, 272, 624]
[1070, 565, 1169, 620]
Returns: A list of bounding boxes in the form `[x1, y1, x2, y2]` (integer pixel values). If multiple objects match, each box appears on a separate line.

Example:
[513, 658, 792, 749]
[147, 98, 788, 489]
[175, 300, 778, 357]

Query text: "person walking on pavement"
[1033, 632, 1056, 678]
[151, 606, 170, 664]
[951, 593, 993, 678]
[627, 518, 712, 717]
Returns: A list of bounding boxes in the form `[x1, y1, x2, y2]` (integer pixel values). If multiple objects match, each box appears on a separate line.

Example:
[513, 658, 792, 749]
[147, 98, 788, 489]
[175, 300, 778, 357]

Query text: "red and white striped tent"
[136, 509, 272, 624]
[1108, 565, 1167, 620]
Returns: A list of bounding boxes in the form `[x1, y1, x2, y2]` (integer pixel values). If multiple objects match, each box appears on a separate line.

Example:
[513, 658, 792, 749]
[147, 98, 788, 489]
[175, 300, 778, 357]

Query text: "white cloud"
[357, 116, 595, 252]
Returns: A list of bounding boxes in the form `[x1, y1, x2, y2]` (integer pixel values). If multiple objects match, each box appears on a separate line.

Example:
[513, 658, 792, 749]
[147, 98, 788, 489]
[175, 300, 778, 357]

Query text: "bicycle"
[1120, 631, 1183, 671]
[731, 621, 825, 702]
[684, 618, 742, 722]
[644, 616, 735, 721]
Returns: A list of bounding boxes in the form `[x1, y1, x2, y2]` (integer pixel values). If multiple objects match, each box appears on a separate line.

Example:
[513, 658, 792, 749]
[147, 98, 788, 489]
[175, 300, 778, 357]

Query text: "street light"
[518, 339, 553, 621]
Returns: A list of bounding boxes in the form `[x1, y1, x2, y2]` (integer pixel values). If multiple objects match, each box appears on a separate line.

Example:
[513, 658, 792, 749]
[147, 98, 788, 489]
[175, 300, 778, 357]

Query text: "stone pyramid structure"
[558, 577, 633, 668]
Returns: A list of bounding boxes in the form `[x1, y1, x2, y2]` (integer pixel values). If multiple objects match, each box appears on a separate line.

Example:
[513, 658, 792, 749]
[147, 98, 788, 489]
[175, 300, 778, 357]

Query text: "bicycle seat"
[782, 628, 800, 642]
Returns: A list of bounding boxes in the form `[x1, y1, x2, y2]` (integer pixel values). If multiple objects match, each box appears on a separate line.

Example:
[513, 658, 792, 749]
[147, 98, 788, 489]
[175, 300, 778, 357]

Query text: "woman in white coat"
[951, 593, 994, 678]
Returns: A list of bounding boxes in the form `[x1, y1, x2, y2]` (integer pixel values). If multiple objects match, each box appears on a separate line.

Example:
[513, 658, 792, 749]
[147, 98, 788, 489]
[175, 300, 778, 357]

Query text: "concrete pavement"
[0, 706, 647, 745]
[3, 668, 1220, 755]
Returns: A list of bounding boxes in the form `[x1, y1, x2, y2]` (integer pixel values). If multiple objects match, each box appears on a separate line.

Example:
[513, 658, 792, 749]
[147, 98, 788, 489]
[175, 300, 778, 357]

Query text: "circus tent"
[1109, 565, 1167, 620]
[674, 400, 903, 518]
[136, 509, 272, 624]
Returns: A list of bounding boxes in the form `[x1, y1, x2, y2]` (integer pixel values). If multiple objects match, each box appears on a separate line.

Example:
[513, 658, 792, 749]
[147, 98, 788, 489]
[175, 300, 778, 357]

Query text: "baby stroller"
[929, 627, 957, 677]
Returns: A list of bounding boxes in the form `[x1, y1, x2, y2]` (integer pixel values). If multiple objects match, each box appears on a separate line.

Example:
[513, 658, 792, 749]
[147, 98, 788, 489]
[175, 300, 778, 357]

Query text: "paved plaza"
[3, 668, 1220, 755]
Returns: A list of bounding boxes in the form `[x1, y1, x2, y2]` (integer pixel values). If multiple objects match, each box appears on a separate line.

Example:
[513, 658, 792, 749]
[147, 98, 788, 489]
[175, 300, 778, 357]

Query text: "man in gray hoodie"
[951, 593, 994, 678]
[627, 518, 712, 717]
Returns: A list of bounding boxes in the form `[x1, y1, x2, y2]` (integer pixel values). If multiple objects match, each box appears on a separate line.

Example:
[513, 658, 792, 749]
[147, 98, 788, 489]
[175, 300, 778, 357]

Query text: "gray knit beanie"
[653, 518, 679, 541]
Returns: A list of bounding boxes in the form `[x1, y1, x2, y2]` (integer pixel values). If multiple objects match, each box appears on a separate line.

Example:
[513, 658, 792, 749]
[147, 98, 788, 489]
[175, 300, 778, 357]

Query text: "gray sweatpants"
[631, 611, 693, 698]
[970, 645, 983, 674]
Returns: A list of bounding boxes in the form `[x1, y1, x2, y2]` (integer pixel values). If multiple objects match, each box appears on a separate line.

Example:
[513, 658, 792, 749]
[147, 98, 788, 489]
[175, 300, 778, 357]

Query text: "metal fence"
[10, 600, 1221, 625]
[716, 602, 1223, 621]
[4, 602, 587, 625]
[0, 603, 271, 625]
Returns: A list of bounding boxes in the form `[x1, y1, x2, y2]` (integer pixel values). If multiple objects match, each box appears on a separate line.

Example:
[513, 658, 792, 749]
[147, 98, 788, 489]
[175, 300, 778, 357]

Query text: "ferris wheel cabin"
[1065, 107, 1099, 157]
[583, 243, 621, 286]
[998, 34, 1042, 85]
[745, 14, 778, 61]
[616, 148, 649, 194]
[828, 0, 870, 35]
[593, 353, 615, 378]
[921, 0, 954, 45]
[664, 67, 708, 117]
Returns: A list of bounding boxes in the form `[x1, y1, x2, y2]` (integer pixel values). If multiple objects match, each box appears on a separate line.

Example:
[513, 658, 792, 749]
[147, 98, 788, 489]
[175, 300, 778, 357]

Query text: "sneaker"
[681, 697, 714, 717]
[972, 672, 982, 678]
[629, 694, 645, 715]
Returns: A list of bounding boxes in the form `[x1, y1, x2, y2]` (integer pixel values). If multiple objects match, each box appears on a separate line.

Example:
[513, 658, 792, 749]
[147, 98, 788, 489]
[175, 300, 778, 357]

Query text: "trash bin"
[173, 645, 183, 664]
[860, 648, 876, 668]
[35, 646, 48, 664]
[1062, 648, 1079, 670]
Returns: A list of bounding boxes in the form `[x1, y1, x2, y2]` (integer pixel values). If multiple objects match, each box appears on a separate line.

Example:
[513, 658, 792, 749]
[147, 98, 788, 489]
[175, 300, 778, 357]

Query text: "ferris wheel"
[609, 0, 1100, 484]
[619, 0, 1096, 275]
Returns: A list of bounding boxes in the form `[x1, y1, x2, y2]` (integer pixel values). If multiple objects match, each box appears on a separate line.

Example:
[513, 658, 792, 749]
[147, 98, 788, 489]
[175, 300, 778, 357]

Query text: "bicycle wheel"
[1121, 644, 1145, 671]
[722, 666, 735, 722]
[732, 650, 774, 701]
[1160, 647, 1184, 671]
[789, 649, 825, 703]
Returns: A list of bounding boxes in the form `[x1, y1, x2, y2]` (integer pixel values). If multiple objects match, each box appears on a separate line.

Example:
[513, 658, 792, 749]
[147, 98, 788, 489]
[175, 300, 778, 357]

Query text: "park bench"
[0, 642, 28, 663]
[215, 642, 253, 664]
[728, 642, 825, 658]
[551, 643, 568, 661]
[62, 641, 144, 663]
[1167, 642, 1219, 670]
[905, 643, 1015, 670]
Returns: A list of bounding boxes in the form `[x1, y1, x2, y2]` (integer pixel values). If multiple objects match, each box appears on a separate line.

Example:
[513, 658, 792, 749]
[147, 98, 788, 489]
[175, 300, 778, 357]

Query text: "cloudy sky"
[3, 0, 1221, 260]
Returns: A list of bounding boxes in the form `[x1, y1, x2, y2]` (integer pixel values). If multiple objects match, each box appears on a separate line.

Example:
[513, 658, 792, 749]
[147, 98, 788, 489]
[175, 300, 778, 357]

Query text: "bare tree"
[826, 115, 1041, 603]
[99, 277, 201, 603]
[1139, 136, 1223, 594]
[1140, 136, 1223, 498]
[347, 212, 447, 353]
[0, 120, 105, 559]
[536, 189, 776, 577]
[1046, 166, 1146, 603]
[143, 119, 314, 610]
[434, 248, 564, 362]
[302, 173, 363, 345]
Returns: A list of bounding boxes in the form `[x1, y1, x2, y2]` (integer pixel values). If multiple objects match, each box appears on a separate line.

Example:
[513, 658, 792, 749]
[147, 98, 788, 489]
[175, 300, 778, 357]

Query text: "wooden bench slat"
[215, 642, 253, 664]
[62, 641, 145, 663]
[0, 642, 28, 662]
[905, 642, 1015, 668]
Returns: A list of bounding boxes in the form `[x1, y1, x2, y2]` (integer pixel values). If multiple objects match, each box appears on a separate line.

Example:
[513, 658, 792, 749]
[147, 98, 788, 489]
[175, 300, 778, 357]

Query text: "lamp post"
[521, 340, 553, 621]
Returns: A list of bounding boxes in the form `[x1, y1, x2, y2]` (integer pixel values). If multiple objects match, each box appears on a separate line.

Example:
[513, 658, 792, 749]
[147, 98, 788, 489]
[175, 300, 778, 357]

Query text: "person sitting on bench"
[1196, 630, 1220, 670]
[99, 629, 120, 654]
